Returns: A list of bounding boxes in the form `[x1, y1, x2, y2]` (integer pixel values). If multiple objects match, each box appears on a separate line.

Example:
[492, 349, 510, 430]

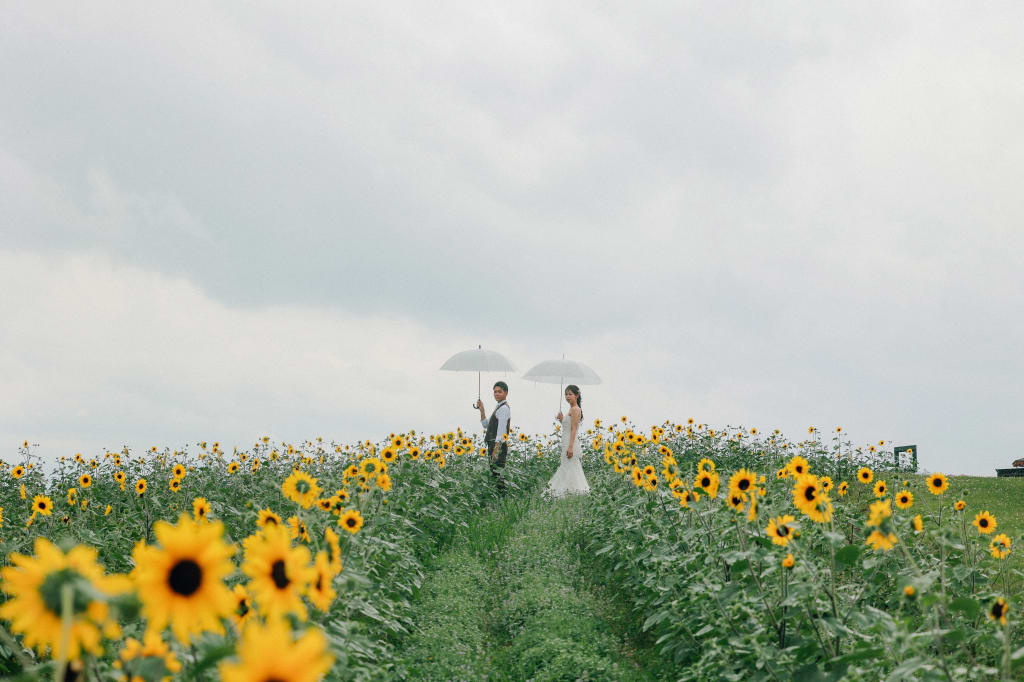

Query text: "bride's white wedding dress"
[545, 410, 590, 498]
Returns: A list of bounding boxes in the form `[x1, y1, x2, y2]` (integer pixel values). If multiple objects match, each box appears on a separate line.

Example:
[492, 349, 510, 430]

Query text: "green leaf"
[949, 597, 980, 619]
[834, 545, 862, 571]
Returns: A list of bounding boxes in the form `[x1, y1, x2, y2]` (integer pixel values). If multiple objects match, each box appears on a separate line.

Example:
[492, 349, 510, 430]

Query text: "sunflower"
[316, 498, 333, 512]
[380, 447, 398, 463]
[838, 481, 849, 497]
[218, 618, 333, 682]
[819, 476, 834, 493]
[227, 461, 240, 475]
[67, 487, 78, 505]
[281, 470, 322, 510]
[171, 463, 186, 480]
[989, 598, 1009, 625]
[287, 516, 310, 543]
[973, 510, 997, 535]
[250, 458, 261, 473]
[119, 631, 182, 678]
[873, 480, 887, 498]
[926, 472, 949, 495]
[792, 474, 832, 523]
[230, 584, 253, 630]
[728, 469, 757, 497]
[866, 499, 892, 527]
[257, 507, 282, 529]
[114, 470, 126, 485]
[0, 538, 129, 661]
[765, 515, 796, 547]
[865, 530, 898, 551]
[954, 500, 966, 512]
[135, 478, 147, 496]
[781, 553, 795, 568]
[241, 524, 315, 621]
[776, 467, 788, 480]
[376, 473, 393, 492]
[631, 467, 645, 488]
[308, 551, 337, 612]
[677, 489, 699, 508]
[894, 490, 913, 510]
[169, 478, 181, 493]
[11, 465, 25, 479]
[643, 476, 659, 493]
[130, 514, 236, 643]
[912, 514, 923, 533]
[339, 509, 364, 535]
[360, 457, 384, 476]
[407, 446, 421, 459]
[32, 494, 53, 516]
[726, 492, 747, 513]
[990, 534, 1011, 560]
[697, 458, 715, 474]
[323, 527, 343, 575]
[857, 467, 873, 484]
[79, 474, 92, 488]
[193, 497, 211, 522]
[788, 456, 809, 477]
[694, 471, 720, 498]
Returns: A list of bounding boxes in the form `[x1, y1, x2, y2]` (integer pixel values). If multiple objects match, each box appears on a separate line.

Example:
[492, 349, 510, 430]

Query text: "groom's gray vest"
[485, 401, 510, 461]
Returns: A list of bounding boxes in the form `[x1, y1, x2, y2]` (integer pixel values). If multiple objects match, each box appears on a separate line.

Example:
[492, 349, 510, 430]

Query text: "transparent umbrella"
[440, 345, 517, 408]
[521, 356, 602, 410]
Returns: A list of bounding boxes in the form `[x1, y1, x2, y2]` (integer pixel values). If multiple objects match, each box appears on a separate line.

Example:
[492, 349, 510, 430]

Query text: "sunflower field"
[0, 421, 1021, 681]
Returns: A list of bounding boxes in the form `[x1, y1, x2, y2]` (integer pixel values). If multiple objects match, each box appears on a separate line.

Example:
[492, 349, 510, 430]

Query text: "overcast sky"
[3, 2, 1023, 476]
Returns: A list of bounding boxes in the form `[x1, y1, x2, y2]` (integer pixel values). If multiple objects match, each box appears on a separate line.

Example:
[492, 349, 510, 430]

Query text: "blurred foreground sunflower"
[219, 618, 332, 682]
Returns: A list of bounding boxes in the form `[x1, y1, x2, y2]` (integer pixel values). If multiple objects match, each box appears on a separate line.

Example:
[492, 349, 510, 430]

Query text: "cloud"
[3, 2, 1024, 474]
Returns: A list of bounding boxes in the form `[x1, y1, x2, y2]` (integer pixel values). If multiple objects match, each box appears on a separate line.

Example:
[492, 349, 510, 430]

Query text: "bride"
[545, 384, 590, 498]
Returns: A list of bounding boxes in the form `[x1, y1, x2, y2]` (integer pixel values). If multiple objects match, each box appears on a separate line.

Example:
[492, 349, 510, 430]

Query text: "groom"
[477, 381, 510, 492]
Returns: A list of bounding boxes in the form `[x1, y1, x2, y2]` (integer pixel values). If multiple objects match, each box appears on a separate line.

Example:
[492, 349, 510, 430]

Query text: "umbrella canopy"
[522, 357, 602, 411]
[521, 358, 602, 385]
[440, 347, 517, 373]
[440, 345, 517, 406]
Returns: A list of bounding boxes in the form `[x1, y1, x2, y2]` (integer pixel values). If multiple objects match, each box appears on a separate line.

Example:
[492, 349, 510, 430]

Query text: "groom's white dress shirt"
[482, 401, 509, 437]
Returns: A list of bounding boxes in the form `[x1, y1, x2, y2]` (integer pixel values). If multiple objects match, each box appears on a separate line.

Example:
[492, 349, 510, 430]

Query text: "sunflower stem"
[54, 583, 72, 682]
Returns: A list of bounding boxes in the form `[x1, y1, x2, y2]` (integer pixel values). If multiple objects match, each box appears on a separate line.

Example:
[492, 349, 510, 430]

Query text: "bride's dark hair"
[565, 384, 582, 421]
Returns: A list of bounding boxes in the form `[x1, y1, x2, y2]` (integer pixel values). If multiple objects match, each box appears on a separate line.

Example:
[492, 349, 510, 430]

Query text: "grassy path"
[392, 494, 671, 681]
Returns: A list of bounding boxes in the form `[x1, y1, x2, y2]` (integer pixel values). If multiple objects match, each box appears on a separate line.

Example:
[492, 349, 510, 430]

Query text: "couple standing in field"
[475, 381, 590, 497]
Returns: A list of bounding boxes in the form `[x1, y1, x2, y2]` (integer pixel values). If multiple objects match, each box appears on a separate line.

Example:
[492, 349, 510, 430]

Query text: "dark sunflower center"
[265, 516, 277, 525]
[993, 602, 1005, 618]
[38, 501, 47, 511]
[901, 496, 908, 503]
[271, 560, 290, 589]
[803, 486, 817, 502]
[296, 480, 310, 494]
[795, 466, 803, 474]
[237, 599, 249, 617]
[315, 575, 323, 591]
[778, 525, 790, 536]
[701, 477, 711, 487]
[168, 559, 202, 596]
[738, 479, 750, 490]
[980, 518, 989, 527]
[346, 518, 357, 528]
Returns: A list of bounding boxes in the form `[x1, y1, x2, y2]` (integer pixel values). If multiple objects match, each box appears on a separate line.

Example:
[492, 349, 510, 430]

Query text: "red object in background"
[1013, 458, 1024, 468]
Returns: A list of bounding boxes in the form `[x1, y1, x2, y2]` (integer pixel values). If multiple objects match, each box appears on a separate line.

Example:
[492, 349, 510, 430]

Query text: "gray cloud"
[3, 2, 1024, 474]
